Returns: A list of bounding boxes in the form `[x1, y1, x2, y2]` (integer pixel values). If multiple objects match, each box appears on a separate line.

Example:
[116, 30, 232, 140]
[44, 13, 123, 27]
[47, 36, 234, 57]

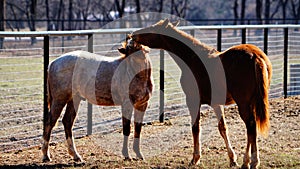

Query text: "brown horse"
[42, 37, 153, 162]
[132, 19, 272, 169]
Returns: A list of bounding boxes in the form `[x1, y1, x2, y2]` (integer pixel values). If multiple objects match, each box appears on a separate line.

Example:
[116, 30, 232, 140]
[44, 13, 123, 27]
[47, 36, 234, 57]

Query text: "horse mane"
[164, 21, 218, 58]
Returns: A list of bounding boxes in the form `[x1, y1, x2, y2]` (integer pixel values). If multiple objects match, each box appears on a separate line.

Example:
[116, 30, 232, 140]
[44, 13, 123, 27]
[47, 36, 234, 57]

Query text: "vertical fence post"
[87, 34, 93, 135]
[159, 49, 165, 122]
[241, 28, 246, 44]
[43, 36, 49, 128]
[284, 28, 288, 98]
[190, 29, 195, 37]
[264, 28, 268, 55]
[217, 29, 222, 51]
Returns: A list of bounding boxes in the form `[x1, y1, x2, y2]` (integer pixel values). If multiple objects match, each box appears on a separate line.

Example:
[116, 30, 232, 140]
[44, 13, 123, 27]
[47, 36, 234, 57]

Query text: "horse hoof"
[189, 154, 200, 166]
[189, 159, 199, 166]
[124, 157, 132, 161]
[42, 156, 52, 163]
[133, 157, 144, 161]
[241, 164, 250, 169]
[135, 153, 144, 160]
[230, 161, 238, 167]
[74, 156, 83, 162]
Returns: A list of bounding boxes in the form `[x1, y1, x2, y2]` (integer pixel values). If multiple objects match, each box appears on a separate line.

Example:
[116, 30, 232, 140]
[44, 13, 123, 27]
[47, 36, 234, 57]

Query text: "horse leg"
[186, 97, 201, 165]
[190, 110, 201, 165]
[62, 96, 82, 162]
[133, 103, 147, 160]
[212, 104, 238, 167]
[42, 100, 66, 162]
[121, 101, 133, 160]
[239, 104, 259, 169]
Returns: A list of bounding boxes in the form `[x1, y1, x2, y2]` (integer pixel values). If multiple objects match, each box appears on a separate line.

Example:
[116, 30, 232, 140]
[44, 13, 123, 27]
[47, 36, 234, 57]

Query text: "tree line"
[1, 0, 300, 47]
[2, 0, 300, 29]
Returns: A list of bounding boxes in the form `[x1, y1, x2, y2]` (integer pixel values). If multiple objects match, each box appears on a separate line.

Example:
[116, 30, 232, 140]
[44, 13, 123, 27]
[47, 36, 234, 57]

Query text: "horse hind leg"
[62, 96, 83, 162]
[42, 100, 66, 162]
[186, 96, 201, 165]
[212, 105, 238, 167]
[239, 104, 260, 169]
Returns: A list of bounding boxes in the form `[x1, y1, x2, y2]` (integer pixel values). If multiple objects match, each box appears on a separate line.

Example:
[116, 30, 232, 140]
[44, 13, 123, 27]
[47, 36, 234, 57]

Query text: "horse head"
[117, 36, 151, 77]
[118, 35, 150, 58]
[131, 18, 180, 48]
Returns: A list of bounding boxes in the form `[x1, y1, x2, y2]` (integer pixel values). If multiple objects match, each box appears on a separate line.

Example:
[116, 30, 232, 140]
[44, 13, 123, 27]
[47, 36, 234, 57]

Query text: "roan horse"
[42, 37, 153, 162]
[132, 19, 272, 169]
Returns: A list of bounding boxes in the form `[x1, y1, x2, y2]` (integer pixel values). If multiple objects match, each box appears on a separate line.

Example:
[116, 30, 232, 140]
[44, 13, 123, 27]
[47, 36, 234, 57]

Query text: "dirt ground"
[1, 97, 299, 169]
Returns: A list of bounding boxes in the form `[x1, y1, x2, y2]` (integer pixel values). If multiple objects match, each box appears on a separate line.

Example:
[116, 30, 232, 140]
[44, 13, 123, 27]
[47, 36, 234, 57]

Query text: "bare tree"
[82, 0, 90, 30]
[290, 0, 300, 24]
[256, 0, 262, 24]
[25, 0, 37, 44]
[232, 0, 246, 25]
[280, 0, 289, 24]
[0, 0, 5, 49]
[45, 0, 50, 30]
[135, 0, 142, 27]
[265, 0, 271, 24]
[240, 0, 246, 24]
[115, 0, 125, 18]
[55, 0, 64, 30]
[170, 0, 189, 18]
[233, 0, 239, 25]
[68, 0, 73, 30]
[61, 0, 65, 31]
[115, 0, 125, 27]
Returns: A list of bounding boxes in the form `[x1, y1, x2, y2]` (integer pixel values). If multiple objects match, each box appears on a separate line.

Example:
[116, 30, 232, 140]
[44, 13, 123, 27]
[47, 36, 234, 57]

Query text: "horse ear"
[118, 48, 127, 55]
[161, 18, 170, 28]
[126, 34, 132, 40]
[142, 46, 150, 53]
[171, 20, 180, 27]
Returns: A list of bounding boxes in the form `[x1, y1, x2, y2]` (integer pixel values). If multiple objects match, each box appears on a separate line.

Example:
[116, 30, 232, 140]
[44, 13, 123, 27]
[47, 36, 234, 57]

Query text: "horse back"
[48, 51, 123, 105]
[219, 44, 271, 105]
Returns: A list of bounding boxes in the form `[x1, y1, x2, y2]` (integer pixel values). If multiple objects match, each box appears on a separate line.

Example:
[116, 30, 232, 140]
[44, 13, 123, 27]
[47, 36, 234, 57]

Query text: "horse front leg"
[212, 104, 238, 167]
[133, 103, 147, 160]
[121, 101, 133, 160]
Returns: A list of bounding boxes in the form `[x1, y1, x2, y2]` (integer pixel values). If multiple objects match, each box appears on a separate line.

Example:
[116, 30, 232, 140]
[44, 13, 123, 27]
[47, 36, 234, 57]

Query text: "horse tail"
[254, 56, 270, 137]
[47, 76, 52, 110]
[44, 72, 52, 128]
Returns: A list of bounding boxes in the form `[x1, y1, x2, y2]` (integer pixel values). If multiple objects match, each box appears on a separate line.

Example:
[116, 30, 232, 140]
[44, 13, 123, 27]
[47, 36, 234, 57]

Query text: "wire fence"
[0, 25, 300, 152]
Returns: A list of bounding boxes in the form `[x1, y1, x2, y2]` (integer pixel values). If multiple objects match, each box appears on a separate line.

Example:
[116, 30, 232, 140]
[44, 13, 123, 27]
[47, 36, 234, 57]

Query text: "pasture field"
[1, 97, 299, 169]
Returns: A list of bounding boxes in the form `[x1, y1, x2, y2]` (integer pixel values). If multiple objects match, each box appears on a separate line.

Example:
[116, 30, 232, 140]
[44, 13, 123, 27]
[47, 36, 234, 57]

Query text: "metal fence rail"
[0, 25, 300, 152]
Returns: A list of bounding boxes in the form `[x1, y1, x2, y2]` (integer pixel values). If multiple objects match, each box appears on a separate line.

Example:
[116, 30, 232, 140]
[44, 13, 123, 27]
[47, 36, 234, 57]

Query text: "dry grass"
[1, 97, 299, 169]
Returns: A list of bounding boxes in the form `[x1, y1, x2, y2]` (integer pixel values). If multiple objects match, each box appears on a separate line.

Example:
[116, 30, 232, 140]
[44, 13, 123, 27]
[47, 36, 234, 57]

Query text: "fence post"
[264, 28, 268, 55]
[241, 28, 246, 44]
[284, 28, 288, 98]
[190, 29, 195, 37]
[43, 36, 49, 128]
[217, 29, 222, 51]
[159, 49, 165, 122]
[87, 34, 93, 135]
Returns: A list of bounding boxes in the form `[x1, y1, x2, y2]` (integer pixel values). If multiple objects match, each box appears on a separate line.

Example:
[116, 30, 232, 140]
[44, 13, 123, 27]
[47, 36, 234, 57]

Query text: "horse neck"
[160, 28, 216, 64]
[126, 56, 151, 80]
